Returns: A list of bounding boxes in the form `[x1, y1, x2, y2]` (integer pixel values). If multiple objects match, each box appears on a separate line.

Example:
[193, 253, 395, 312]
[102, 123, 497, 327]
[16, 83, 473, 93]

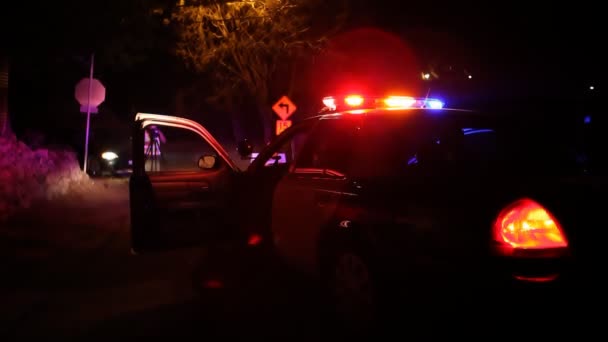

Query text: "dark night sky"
[1, 0, 604, 148]
[370, 2, 602, 76]
[3, 1, 602, 81]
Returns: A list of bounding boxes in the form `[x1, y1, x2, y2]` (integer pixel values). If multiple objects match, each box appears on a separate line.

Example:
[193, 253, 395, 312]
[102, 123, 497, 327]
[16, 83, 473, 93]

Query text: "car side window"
[459, 128, 498, 161]
[251, 126, 312, 172]
[349, 117, 421, 179]
[406, 124, 461, 169]
[144, 125, 217, 173]
[294, 119, 358, 175]
[262, 131, 309, 168]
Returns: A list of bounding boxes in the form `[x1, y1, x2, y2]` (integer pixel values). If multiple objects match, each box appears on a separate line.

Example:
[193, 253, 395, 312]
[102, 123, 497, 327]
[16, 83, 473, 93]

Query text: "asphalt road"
[0, 178, 332, 340]
[1, 178, 602, 340]
[0, 179, 199, 339]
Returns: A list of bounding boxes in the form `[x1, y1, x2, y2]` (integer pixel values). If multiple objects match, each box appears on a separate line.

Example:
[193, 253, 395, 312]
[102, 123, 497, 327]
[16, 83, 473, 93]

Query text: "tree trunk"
[0, 55, 10, 136]
[230, 109, 245, 144]
[258, 104, 273, 145]
[174, 87, 186, 116]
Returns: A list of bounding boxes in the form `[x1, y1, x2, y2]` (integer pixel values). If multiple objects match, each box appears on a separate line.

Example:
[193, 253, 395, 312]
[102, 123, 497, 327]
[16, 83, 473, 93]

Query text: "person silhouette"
[144, 125, 166, 157]
[144, 125, 167, 172]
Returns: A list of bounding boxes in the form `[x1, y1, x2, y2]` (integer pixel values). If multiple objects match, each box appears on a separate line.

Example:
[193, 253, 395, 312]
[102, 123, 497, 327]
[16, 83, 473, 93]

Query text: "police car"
[129, 95, 603, 334]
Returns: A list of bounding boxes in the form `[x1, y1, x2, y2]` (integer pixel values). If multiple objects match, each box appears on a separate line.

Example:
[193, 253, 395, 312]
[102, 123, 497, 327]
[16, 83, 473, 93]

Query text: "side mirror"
[237, 139, 253, 158]
[198, 154, 217, 169]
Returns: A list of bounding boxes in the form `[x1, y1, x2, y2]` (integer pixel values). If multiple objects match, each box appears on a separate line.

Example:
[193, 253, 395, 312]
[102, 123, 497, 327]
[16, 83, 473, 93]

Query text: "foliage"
[99, 0, 177, 70]
[170, 0, 347, 141]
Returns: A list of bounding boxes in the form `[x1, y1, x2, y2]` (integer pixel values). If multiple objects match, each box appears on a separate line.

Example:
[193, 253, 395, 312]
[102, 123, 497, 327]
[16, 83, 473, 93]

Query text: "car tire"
[322, 240, 382, 337]
[190, 243, 276, 304]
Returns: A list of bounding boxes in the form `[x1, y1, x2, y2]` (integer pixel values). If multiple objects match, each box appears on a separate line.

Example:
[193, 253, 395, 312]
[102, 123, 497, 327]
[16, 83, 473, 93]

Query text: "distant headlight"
[101, 151, 119, 161]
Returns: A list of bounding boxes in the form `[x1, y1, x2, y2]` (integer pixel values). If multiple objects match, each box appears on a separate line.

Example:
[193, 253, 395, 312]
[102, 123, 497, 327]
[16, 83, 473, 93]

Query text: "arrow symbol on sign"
[279, 103, 289, 115]
[272, 96, 296, 120]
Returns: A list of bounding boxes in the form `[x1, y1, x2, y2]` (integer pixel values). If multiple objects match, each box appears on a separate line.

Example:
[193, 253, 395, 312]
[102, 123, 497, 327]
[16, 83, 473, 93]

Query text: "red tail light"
[494, 198, 568, 251]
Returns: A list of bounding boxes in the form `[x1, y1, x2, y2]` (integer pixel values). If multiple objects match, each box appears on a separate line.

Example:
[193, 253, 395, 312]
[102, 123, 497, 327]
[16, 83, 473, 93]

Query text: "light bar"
[344, 95, 364, 106]
[321, 94, 444, 112]
[426, 99, 444, 109]
[322, 97, 336, 110]
[383, 96, 416, 108]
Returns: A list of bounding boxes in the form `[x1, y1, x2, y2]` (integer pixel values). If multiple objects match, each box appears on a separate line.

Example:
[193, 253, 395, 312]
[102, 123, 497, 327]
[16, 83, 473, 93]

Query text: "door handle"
[188, 182, 210, 199]
[189, 181, 210, 190]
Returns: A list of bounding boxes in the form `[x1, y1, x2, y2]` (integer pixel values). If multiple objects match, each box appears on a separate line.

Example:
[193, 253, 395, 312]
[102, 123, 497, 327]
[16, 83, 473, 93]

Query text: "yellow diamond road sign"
[272, 95, 296, 120]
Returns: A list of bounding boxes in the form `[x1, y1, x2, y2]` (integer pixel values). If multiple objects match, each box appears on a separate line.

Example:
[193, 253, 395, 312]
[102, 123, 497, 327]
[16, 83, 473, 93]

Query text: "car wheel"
[325, 244, 379, 335]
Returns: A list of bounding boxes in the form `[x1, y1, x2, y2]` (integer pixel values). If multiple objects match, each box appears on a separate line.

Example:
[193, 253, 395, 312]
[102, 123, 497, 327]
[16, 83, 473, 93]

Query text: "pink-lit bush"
[0, 134, 93, 221]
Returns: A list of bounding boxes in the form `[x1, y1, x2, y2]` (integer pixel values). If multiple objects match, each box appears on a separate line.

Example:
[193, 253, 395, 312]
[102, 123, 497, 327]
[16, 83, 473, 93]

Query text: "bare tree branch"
[171, 0, 348, 141]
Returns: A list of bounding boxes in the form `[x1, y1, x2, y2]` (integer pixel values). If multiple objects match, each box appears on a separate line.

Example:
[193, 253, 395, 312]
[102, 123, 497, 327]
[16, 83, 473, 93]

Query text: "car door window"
[294, 119, 358, 176]
[457, 128, 499, 165]
[261, 131, 310, 168]
[459, 124, 582, 176]
[144, 125, 218, 173]
[349, 116, 422, 179]
[250, 125, 313, 173]
[414, 126, 462, 165]
[342, 116, 455, 179]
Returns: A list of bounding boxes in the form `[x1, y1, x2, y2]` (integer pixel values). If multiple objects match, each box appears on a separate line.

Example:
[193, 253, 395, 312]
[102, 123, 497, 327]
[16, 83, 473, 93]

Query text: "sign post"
[75, 54, 106, 173]
[272, 95, 296, 136]
[83, 54, 94, 173]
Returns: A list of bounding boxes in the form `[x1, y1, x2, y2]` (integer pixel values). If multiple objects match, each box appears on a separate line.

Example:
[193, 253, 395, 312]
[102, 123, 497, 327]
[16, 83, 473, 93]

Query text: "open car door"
[130, 113, 242, 253]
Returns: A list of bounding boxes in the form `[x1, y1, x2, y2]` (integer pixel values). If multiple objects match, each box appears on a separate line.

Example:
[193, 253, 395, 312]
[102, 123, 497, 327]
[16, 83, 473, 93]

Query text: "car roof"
[300, 107, 482, 125]
[302, 106, 574, 129]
